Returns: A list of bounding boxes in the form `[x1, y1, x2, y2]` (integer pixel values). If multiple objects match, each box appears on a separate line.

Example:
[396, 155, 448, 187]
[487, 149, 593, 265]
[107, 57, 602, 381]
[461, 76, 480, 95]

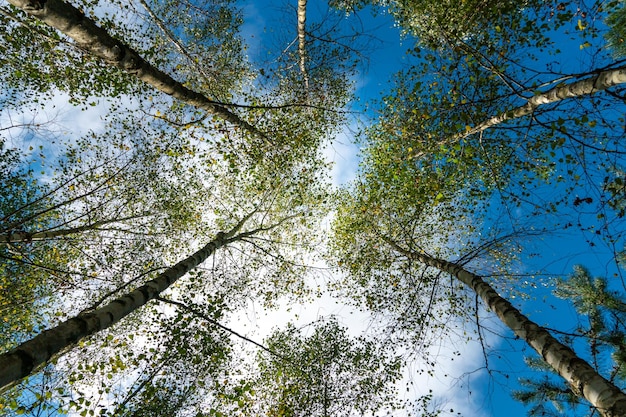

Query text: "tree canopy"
[1, 0, 626, 416]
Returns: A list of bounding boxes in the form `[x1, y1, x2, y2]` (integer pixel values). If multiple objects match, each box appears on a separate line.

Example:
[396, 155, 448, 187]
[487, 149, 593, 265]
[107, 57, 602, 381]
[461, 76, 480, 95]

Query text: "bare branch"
[156, 296, 287, 361]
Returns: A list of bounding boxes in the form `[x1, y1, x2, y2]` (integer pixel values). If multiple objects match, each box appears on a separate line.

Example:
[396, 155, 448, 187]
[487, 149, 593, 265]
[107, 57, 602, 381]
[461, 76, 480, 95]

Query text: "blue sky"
[2, 0, 625, 415]
[236, 2, 626, 417]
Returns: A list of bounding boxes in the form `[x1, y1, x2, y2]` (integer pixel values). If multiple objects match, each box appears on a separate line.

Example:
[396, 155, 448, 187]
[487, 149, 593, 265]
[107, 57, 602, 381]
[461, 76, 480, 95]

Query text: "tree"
[332, 0, 626, 227]
[297, 0, 309, 91]
[606, 0, 626, 58]
[3, 149, 332, 409]
[450, 63, 626, 143]
[0, 0, 353, 413]
[0, 1, 140, 108]
[0, 117, 333, 409]
[5, 0, 258, 136]
[331, 188, 626, 415]
[0, 141, 58, 352]
[3, 0, 358, 185]
[398, 247, 626, 416]
[0, 210, 252, 391]
[0, 114, 222, 354]
[213, 318, 403, 417]
[514, 265, 626, 416]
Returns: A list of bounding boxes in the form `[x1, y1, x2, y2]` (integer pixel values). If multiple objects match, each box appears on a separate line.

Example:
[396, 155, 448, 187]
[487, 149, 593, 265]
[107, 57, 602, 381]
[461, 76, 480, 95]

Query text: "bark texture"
[297, 0, 309, 90]
[0, 215, 250, 393]
[425, 254, 626, 417]
[454, 64, 626, 141]
[6, 0, 264, 140]
[386, 239, 626, 417]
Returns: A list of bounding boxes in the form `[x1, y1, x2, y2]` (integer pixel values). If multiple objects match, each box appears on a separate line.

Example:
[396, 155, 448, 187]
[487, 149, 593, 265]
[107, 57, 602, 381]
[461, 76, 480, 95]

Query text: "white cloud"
[0, 92, 133, 166]
[404, 322, 495, 417]
[324, 124, 361, 187]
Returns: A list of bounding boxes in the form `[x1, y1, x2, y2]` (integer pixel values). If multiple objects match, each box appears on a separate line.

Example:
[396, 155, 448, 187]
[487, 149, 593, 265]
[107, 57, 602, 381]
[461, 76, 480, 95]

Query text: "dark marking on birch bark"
[74, 317, 88, 340]
[138, 286, 151, 301]
[23, 0, 45, 10]
[15, 350, 34, 375]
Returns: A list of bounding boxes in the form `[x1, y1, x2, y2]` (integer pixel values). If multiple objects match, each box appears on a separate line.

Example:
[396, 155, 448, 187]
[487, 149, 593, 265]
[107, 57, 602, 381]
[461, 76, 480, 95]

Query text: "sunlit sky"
[236, 3, 533, 417]
[3, 0, 624, 415]
[236, 2, 625, 417]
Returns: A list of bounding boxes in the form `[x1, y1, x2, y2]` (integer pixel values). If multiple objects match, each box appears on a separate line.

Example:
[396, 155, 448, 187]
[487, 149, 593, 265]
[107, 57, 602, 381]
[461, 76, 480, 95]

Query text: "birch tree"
[0, 207, 256, 392]
[240, 319, 403, 417]
[0, 149, 329, 403]
[514, 265, 626, 416]
[6, 0, 264, 138]
[331, 180, 626, 416]
[390, 245, 626, 417]
[0, 102, 333, 413]
[357, 28, 626, 261]
[449, 64, 626, 142]
[0, 113, 218, 354]
[297, 0, 309, 92]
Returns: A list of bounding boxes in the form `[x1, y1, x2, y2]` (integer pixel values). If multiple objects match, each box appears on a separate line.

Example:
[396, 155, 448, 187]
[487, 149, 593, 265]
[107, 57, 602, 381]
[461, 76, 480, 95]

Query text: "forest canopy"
[1, 0, 626, 416]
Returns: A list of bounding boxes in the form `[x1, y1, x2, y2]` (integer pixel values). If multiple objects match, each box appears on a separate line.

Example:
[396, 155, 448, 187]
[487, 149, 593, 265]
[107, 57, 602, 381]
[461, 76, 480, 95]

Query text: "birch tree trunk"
[0, 213, 252, 393]
[386, 240, 626, 417]
[6, 0, 265, 141]
[452, 64, 626, 142]
[297, 0, 309, 91]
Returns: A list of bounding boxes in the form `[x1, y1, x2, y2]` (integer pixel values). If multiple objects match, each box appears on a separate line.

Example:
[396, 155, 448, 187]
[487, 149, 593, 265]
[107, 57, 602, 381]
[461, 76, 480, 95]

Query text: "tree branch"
[7, 0, 269, 143]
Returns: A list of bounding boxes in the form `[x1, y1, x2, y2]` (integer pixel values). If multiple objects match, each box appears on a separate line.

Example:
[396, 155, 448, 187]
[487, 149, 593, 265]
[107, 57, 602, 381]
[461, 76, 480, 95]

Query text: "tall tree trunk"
[452, 64, 626, 142]
[6, 0, 266, 141]
[297, 0, 309, 91]
[0, 213, 252, 393]
[386, 239, 626, 417]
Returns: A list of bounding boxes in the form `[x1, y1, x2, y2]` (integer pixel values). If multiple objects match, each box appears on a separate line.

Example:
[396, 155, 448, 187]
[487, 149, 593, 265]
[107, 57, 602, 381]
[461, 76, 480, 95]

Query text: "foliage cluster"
[1, 0, 626, 416]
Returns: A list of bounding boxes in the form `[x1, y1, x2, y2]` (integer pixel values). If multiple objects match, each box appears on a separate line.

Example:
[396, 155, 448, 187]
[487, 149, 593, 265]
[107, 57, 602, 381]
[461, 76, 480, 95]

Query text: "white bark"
[453, 64, 626, 141]
[297, 0, 309, 91]
[6, 0, 265, 140]
[0, 213, 251, 393]
[386, 239, 626, 417]
[428, 254, 626, 417]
